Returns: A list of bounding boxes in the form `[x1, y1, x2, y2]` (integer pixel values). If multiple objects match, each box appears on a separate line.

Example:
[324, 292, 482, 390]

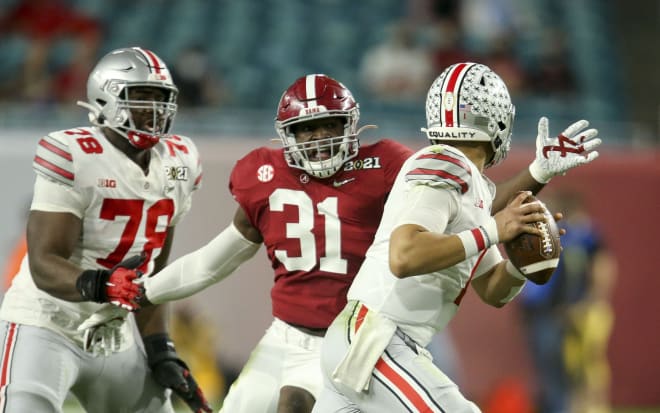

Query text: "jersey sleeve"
[31, 173, 86, 217]
[171, 134, 203, 191]
[228, 148, 267, 228]
[180, 134, 203, 197]
[30, 133, 87, 216]
[186, 137, 203, 192]
[380, 139, 414, 187]
[33, 134, 75, 187]
[394, 184, 459, 233]
[404, 145, 473, 194]
[167, 134, 203, 226]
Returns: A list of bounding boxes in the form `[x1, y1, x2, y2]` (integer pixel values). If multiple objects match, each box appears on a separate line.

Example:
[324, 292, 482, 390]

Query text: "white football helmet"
[275, 74, 361, 179]
[422, 62, 515, 167]
[78, 47, 178, 149]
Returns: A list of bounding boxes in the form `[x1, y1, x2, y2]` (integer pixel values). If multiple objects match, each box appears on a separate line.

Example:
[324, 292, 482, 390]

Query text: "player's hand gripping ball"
[504, 193, 561, 284]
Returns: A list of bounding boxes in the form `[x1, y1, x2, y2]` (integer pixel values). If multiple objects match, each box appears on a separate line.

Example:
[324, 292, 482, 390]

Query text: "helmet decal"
[422, 62, 515, 168]
[134, 47, 171, 82]
[438, 62, 470, 127]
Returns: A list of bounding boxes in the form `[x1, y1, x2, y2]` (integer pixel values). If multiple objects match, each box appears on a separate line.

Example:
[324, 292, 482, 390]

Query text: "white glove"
[77, 306, 128, 356]
[528, 117, 601, 183]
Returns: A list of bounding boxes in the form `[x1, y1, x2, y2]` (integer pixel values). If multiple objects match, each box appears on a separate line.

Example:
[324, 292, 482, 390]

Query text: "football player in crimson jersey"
[312, 63, 601, 413]
[138, 72, 600, 413]
[0, 48, 211, 412]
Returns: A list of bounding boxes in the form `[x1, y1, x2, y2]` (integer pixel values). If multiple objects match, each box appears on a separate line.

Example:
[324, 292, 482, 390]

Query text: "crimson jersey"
[230, 139, 412, 328]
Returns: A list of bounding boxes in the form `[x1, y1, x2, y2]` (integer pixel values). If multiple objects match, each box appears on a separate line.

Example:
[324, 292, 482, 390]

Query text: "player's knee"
[278, 385, 316, 413]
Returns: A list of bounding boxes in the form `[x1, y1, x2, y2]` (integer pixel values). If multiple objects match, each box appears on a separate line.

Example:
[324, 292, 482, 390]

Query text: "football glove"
[143, 333, 213, 413]
[77, 305, 128, 356]
[528, 117, 601, 183]
[76, 254, 145, 311]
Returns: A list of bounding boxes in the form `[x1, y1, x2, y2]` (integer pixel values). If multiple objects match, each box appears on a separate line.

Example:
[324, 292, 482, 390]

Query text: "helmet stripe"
[134, 47, 164, 74]
[305, 74, 318, 108]
[442, 62, 471, 127]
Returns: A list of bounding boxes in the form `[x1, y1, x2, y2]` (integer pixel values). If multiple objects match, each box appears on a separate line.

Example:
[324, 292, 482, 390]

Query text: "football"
[504, 193, 561, 284]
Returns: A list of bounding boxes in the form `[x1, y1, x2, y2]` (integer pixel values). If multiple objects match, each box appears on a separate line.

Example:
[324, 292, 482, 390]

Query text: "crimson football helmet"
[78, 47, 178, 150]
[422, 62, 515, 168]
[275, 74, 361, 178]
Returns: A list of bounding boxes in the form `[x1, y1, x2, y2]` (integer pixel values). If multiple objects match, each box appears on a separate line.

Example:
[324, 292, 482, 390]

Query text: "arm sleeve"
[169, 194, 193, 226]
[144, 223, 261, 304]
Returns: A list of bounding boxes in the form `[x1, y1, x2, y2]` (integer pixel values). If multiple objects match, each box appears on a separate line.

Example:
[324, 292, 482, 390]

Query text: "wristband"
[457, 217, 499, 258]
[529, 161, 552, 184]
[76, 269, 108, 302]
[143, 333, 180, 367]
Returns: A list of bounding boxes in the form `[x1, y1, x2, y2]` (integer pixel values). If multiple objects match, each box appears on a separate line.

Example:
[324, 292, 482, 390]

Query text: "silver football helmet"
[422, 62, 515, 167]
[78, 47, 178, 149]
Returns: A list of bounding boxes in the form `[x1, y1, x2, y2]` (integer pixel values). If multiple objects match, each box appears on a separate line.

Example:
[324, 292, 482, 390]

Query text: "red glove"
[76, 254, 146, 311]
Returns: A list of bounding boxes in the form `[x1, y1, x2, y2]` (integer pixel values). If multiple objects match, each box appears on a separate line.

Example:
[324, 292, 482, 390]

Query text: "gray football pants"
[0, 321, 174, 413]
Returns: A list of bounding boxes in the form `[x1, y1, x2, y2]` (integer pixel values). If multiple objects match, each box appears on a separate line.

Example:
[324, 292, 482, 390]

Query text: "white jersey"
[347, 144, 502, 347]
[0, 126, 202, 349]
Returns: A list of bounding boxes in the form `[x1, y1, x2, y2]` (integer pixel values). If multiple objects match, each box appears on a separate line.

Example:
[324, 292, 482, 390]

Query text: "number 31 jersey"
[230, 139, 412, 329]
[0, 126, 202, 346]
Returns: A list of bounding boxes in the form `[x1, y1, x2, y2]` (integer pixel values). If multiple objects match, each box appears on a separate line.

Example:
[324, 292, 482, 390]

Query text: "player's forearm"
[30, 254, 88, 301]
[144, 223, 260, 304]
[473, 261, 526, 307]
[27, 209, 86, 301]
[493, 169, 545, 213]
[389, 225, 467, 278]
[135, 303, 169, 336]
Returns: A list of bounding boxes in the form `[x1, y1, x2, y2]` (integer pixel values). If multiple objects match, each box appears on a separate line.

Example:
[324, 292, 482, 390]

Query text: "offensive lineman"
[0, 48, 211, 412]
[133, 72, 600, 413]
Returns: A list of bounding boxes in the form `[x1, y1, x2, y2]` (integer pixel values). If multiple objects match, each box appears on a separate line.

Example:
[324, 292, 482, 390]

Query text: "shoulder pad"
[159, 134, 203, 190]
[33, 133, 75, 187]
[405, 145, 472, 194]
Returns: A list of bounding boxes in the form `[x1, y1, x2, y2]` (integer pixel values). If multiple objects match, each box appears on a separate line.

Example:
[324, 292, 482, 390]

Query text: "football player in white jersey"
[311, 62, 601, 412]
[127, 69, 600, 413]
[0, 47, 211, 412]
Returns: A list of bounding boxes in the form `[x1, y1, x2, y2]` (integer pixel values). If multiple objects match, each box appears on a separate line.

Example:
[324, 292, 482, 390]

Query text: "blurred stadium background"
[0, 0, 658, 412]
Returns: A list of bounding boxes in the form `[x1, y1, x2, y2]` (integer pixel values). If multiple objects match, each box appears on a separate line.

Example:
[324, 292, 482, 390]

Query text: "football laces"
[538, 221, 553, 256]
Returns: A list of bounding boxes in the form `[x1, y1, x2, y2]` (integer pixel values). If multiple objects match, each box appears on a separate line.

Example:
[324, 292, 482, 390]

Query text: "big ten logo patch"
[98, 178, 116, 188]
[165, 166, 189, 181]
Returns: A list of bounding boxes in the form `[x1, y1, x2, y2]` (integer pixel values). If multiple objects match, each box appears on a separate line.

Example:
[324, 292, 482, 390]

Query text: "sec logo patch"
[257, 164, 274, 182]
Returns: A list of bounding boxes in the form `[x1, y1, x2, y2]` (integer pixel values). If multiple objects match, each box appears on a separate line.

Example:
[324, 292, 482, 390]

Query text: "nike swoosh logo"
[115, 64, 135, 72]
[333, 177, 355, 187]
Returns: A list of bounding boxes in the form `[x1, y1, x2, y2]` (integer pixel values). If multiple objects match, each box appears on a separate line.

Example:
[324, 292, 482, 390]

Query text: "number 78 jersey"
[1, 126, 201, 342]
[230, 139, 412, 329]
